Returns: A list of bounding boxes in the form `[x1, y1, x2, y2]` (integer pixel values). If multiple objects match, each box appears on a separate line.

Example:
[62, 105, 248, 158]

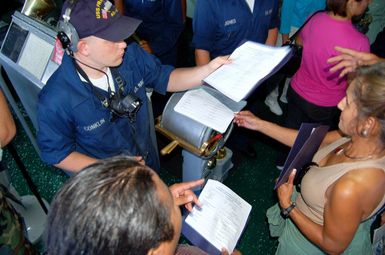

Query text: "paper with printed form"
[203, 41, 292, 102]
[174, 88, 235, 133]
[182, 179, 252, 255]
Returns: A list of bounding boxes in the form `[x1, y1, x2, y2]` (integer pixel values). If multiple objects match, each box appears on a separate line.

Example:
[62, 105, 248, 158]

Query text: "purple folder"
[274, 123, 329, 189]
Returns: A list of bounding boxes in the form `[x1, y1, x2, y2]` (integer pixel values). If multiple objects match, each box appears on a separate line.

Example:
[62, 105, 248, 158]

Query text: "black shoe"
[237, 144, 257, 158]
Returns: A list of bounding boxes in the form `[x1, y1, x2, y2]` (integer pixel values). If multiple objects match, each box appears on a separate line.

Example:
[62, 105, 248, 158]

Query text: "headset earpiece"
[57, 4, 79, 56]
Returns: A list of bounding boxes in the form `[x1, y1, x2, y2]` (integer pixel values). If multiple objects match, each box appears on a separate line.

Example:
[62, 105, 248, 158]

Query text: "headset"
[56, 0, 142, 123]
[57, 0, 79, 56]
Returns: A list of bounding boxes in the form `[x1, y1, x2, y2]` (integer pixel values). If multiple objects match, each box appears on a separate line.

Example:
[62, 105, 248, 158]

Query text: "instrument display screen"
[1, 22, 29, 63]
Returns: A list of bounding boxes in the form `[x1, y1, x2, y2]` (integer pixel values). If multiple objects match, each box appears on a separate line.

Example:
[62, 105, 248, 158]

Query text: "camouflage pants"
[0, 185, 37, 255]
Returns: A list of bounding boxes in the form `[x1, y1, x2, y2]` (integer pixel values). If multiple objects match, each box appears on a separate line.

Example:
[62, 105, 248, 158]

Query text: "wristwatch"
[281, 202, 296, 218]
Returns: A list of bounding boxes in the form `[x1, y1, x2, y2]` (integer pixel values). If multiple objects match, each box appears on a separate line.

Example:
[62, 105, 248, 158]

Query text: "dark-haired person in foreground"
[235, 62, 385, 254]
[45, 156, 240, 255]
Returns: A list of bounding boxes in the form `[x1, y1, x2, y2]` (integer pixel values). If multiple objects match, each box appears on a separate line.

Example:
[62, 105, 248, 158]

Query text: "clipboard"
[274, 123, 329, 189]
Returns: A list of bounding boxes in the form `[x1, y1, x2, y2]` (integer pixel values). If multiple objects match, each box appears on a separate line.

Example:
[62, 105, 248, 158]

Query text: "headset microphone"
[57, 31, 73, 56]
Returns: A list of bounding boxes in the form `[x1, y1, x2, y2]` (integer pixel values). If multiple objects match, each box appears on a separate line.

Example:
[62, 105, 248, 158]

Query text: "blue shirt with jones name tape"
[37, 43, 173, 171]
[192, 0, 279, 58]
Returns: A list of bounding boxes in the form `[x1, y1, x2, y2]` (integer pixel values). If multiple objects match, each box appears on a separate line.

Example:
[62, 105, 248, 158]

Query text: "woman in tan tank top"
[234, 62, 385, 254]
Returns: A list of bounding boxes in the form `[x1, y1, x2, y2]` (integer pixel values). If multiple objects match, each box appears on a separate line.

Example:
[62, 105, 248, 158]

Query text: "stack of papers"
[204, 41, 292, 102]
[174, 41, 292, 133]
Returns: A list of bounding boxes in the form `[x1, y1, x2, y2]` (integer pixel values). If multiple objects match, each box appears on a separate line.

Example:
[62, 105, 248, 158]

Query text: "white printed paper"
[174, 88, 235, 133]
[204, 41, 291, 102]
[185, 179, 252, 252]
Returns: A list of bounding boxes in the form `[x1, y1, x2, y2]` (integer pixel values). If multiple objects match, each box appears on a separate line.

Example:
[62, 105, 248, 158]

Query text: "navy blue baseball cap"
[61, 0, 142, 42]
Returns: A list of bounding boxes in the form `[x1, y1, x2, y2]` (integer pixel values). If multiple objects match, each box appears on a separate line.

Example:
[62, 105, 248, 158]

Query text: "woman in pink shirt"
[276, 0, 371, 168]
[285, 0, 370, 130]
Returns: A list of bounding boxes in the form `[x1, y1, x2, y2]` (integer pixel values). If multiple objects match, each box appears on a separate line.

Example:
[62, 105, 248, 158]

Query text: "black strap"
[73, 60, 127, 109]
[287, 10, 325, 44]
[7, 143, 48, 214]
[73, 60, 111, 108]
[374, 203, 385, 217]
[110, 68, 125, 95]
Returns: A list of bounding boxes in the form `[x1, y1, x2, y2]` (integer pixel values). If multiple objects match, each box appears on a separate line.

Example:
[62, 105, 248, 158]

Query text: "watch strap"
[281, 202, 296, 218]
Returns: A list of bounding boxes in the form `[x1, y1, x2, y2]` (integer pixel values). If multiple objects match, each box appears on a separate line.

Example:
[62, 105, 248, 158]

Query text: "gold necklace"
[335, 146, 374, 161]
[342, 149, 373, 161]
